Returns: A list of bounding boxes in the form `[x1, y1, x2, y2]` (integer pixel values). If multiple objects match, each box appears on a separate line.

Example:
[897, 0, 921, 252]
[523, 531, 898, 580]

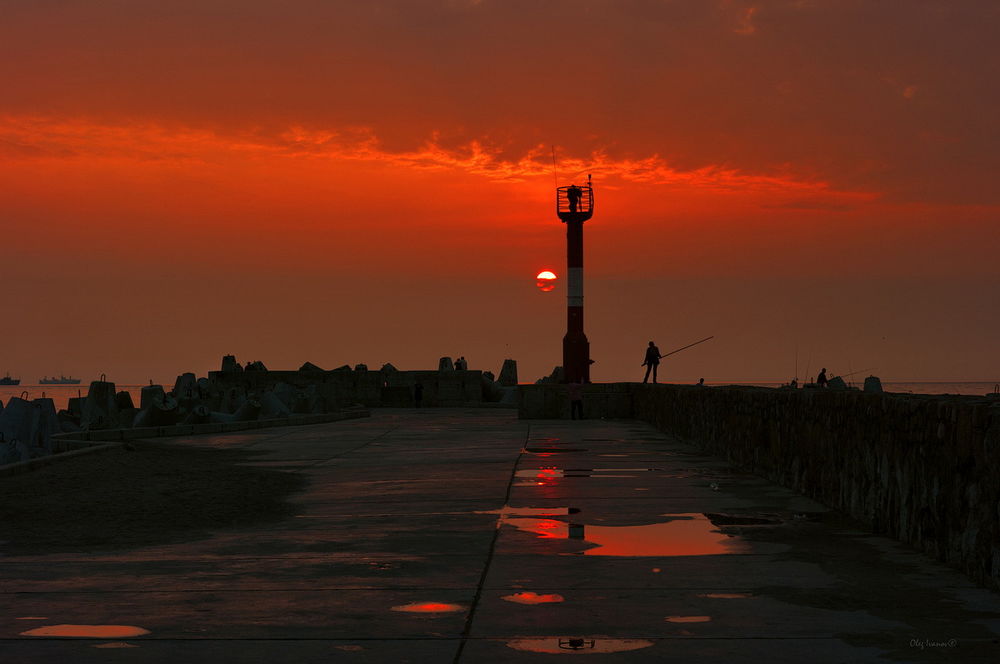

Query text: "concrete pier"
[2, 409, 998, 662]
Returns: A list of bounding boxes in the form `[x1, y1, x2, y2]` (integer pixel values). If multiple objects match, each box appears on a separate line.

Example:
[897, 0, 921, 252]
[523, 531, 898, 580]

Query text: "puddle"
[665, 615, 711, 623]
[502, 592, 565, 605]
[503, 513, 750, 556]
[334, 645, 365, 651]
[93, 642, 139, 649]
[516, 468, 565, 480]
[21, 625, 150, 638]
[390, 602, 464, 613]
[698, 592, 753, 599]
[507, 637, 655, 654]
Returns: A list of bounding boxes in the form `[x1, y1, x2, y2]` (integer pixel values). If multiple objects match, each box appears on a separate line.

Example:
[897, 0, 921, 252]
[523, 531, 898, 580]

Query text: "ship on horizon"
[39, 374, 81, 385]
[1, 373, 20, 386]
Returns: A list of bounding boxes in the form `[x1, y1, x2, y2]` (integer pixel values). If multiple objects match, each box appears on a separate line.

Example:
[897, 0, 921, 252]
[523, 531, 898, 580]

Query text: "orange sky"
[2, 1, 998, 384]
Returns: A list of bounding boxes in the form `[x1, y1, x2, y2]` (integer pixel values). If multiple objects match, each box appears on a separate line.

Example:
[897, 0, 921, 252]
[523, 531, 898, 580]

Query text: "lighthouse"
[556, 175, 594, 383]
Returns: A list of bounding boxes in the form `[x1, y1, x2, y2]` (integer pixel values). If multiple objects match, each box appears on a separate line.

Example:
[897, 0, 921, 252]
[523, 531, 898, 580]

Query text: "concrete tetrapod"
[132, 393, 180, 428]
[258, 392, 292, 419]
[0, 396, 60, 462]
[498, 358, 518, 386]
[81, 379, 120, 431]
[139, 384, 166, 410]
[181, 404, 211, 425]
[29, 397, 59, 455]
[0, 397, 34, 463]
[209, 397, 262, 424]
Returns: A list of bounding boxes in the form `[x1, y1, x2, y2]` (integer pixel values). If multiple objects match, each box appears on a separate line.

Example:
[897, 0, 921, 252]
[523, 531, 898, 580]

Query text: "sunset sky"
[3, 0, 998, 384]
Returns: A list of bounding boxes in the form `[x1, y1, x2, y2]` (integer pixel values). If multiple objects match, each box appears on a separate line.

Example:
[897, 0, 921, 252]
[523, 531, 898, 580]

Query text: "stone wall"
[209, 368, 488, 408]
[520, 382, 1000, 591]
[517, 383, 634, 419]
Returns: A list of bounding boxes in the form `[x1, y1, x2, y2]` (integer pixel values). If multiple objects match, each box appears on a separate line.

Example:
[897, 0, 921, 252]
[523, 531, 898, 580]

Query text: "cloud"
[0, 115, 871, 207]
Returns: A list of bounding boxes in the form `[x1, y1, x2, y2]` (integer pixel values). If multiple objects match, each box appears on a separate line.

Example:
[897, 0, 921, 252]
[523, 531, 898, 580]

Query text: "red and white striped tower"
[556, 175, 594, 383]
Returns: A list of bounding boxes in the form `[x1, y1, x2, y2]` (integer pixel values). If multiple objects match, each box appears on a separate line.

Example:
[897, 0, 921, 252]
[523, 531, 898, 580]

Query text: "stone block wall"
[209, 368, 487, 408]
[518, 383, 635, 419]
[629, 384, 1000, 591]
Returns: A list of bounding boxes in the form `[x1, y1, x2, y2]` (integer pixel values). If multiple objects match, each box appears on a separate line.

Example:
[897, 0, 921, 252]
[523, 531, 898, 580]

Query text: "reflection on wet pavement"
[503, 513, 750, 556]
[506, 637, 655, 654]
[501, 592, 565, 604]
[665, 615, 712, 623]
[20, 624, 150, 638]
[390, 602, 464, 613]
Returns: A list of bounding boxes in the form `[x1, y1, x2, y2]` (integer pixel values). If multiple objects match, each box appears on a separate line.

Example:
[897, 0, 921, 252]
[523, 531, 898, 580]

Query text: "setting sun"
[536, 270, 557, 292]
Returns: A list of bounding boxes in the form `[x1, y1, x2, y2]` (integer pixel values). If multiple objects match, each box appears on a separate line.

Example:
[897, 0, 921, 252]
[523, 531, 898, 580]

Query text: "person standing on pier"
[567, 184, 583, 213]
[642, 341, 663, 384]
[568, 380, 584, 419]
[817, 368, 828, 388]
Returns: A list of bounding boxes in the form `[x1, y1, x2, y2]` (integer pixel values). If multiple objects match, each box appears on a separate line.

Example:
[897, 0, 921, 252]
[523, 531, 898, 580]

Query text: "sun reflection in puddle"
[507, 637, 655, 654]
[503, 513, 749, 556]
[390, 602, 464, 613]
[502, 592, 565, 605]
[21, 625, 150, 638]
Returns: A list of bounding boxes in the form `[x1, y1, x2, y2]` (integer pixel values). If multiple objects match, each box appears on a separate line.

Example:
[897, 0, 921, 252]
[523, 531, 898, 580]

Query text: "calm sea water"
[2, 381, 997, 412]
[1, 385, 149, 411]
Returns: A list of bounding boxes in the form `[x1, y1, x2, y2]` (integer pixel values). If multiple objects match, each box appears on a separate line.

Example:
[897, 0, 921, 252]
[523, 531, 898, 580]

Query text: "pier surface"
[3, 409, 999, 662]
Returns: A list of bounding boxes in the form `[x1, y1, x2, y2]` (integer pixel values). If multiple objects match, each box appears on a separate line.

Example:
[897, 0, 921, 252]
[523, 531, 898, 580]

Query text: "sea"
[2, 384, 151, 411]
[2, 380, 998, 412]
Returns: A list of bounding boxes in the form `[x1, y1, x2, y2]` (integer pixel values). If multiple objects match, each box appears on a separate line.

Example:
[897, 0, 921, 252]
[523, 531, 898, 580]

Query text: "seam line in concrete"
[451, 424, 530, 664]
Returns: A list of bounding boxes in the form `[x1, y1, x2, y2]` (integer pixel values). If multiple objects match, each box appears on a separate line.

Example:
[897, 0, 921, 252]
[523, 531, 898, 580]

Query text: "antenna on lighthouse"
[551, 145, 559, 188]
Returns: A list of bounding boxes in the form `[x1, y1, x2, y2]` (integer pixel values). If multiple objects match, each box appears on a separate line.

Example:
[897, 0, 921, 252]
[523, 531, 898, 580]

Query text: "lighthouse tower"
[556, 175, 594, 384]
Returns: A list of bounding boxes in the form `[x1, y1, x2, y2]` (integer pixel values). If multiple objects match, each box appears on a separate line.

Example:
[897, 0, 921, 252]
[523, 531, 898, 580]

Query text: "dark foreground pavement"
[3, 409, 999, 662]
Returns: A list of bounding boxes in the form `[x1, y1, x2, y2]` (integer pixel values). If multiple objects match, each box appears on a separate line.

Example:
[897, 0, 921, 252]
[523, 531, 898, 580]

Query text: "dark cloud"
[1, 0, 998, 204]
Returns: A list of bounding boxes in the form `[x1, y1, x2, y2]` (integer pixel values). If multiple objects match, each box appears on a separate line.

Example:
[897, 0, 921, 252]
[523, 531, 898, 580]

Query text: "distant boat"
[39, 375, 82, 385]
[1, 373, 20, 386]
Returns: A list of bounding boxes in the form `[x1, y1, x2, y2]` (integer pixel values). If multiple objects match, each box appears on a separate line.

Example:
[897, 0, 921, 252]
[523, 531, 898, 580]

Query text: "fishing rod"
[837, 367, 875, 378]
[660, 336, 715, 359]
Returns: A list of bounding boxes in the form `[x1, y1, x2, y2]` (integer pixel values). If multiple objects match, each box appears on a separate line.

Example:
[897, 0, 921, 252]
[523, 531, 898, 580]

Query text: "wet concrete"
[2, 409, 999, 662]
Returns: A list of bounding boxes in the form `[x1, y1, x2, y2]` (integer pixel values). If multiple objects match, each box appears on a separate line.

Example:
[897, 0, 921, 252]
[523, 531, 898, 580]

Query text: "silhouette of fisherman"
[817, 368, 828, 388]
[641, 341, 663, 383]
[567, 184, 583, 214]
